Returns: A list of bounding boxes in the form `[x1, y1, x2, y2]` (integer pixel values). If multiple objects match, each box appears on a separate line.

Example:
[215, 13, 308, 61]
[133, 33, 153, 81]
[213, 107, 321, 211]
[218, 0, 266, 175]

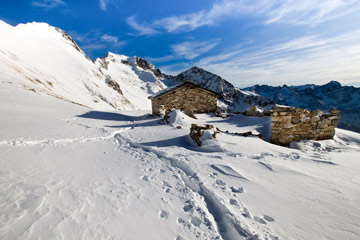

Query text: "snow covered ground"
[1, 80, 360, 240]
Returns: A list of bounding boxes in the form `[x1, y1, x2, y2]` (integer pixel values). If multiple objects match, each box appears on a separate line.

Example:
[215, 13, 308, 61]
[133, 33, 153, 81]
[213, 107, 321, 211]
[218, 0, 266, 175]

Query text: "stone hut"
[149, 81, 218, 116]
[270, 107, 341, 146]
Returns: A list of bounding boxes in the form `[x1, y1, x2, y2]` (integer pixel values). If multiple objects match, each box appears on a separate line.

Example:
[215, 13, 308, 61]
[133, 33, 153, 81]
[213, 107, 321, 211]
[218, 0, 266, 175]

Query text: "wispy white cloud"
[32, 0, 65, 8]
[153, 0, 267, 32]
[171, 39, 221, 60]
[69, 30, 126, 57]
[147, 39, 221, 63]
[264, 0, 360, 25]
[146, 55, 178, 63]
[159, 62, 193, 76]
[127, 0, 360, 34]
[101, 34, 117, 43]
[99, 0, 112, 11]
[81, 43, 107, 51]
[126, 16, 159, 36]
[191, 30, 360, 87]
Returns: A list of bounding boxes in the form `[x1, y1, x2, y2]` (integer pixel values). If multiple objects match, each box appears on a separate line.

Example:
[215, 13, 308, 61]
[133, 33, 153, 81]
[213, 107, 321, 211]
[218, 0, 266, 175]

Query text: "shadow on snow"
[77, 111, 163, 128]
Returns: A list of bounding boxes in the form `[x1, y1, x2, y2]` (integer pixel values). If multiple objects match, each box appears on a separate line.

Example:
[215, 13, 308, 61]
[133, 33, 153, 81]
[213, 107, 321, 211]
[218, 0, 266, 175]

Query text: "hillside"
[1, 19, 360, 240]
[1, 76, 360, 240]
[0, 20, 164, 111]
[245, 81, 360, 132]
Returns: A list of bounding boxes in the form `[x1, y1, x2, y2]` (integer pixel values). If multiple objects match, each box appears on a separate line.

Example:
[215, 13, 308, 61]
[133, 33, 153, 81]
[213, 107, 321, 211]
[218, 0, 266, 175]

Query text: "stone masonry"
[150, 82, 218, 116]
[270, 107, 341, 146]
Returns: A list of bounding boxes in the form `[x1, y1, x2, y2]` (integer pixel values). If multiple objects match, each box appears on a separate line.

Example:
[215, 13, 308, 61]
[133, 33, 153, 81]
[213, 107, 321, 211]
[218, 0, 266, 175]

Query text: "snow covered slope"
[95, 53, 165, 110]
[1, 80, 360, 240]
[1, 20, 360, 239]
[165, 67, 275, 112]
[245, 81, 360, 132]
[0, 20, 164, 111]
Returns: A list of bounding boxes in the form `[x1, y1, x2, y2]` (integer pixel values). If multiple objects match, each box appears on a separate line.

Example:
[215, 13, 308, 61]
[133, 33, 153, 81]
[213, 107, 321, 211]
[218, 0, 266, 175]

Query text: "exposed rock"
[135, 57, 163, 78]
[105, 75, 123, 95]
[121, 60, 129, 65]
[97, 58, 109, 70]
[189, 124, 219, 146]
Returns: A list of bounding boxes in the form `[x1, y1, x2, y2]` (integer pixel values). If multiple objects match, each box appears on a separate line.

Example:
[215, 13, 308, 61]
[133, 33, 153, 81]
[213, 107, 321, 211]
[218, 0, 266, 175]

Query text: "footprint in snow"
[229, 199, 238, 206]
[289, 152, 300, 160]
[163, 181, 172, 193]
[254, 216, 267, 224]
[242, 208, 252, 219]
[264, 215, 275, 222]
[191, 217, 201, 227]
[160, 210, 169, 219]
[215, 179, 226, 186]
[231, 186, 244, 193]
[183, 204, 194, 212]
[163, 181, 172, 188]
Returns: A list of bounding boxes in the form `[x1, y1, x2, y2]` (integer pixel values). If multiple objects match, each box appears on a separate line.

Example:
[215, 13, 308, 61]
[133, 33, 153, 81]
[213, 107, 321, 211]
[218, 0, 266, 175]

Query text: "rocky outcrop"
[270, 107, 341, 146]
[105, 75, 122, 95]
[189, 124, 218, 146]
[134, 57, 163, 78]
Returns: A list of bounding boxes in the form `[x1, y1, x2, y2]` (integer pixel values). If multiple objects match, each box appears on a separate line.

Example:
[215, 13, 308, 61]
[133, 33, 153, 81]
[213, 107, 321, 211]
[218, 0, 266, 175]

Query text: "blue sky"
[1, 0, 360, 87]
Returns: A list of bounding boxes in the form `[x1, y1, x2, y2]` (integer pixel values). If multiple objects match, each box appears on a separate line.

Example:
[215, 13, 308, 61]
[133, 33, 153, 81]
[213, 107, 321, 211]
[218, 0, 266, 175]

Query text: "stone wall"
[152, 84, 217, 116]
[270, 107, 341, 146]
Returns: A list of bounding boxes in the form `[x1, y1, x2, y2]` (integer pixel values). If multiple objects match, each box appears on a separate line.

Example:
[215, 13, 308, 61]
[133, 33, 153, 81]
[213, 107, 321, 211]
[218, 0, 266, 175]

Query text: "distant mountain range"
[244, 82, 360, 132]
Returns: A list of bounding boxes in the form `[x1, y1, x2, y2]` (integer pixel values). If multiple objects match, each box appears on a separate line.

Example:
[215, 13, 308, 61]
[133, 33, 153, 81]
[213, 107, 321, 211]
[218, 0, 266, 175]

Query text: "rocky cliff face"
[244, 81, 360, 132]
[165, 66, 275, 112]
[134, 57, 164, 78]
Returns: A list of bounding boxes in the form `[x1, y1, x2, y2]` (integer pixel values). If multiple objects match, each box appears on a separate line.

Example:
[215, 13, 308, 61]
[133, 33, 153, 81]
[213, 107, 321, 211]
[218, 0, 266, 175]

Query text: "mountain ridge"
[164, 66, 275, 112]
[244, 81, 360, 132]
[0, 20, 165, 111]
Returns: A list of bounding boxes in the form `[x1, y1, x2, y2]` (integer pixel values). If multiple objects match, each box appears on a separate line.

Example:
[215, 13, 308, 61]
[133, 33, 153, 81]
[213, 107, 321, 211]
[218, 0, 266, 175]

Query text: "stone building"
[149, 81, 218, 116]
[270, 107, 341, 146]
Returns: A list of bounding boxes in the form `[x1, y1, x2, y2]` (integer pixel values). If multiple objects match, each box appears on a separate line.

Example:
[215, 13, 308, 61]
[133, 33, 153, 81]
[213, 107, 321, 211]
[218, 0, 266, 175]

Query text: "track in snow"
[114, 133, 259, 240]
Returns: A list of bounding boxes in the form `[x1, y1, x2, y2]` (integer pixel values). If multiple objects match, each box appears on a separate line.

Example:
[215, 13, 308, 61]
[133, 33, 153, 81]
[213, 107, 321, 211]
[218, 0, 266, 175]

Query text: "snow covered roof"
[149, 81, 219, 99]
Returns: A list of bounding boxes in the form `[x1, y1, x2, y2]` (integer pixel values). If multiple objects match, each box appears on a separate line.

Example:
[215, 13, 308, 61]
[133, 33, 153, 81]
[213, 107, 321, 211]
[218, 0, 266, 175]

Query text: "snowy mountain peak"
[132, 56, 164, 79]
[54, 27, 91, 61]
[165, 66, 275, 111]
[0, 20, 167, 111]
